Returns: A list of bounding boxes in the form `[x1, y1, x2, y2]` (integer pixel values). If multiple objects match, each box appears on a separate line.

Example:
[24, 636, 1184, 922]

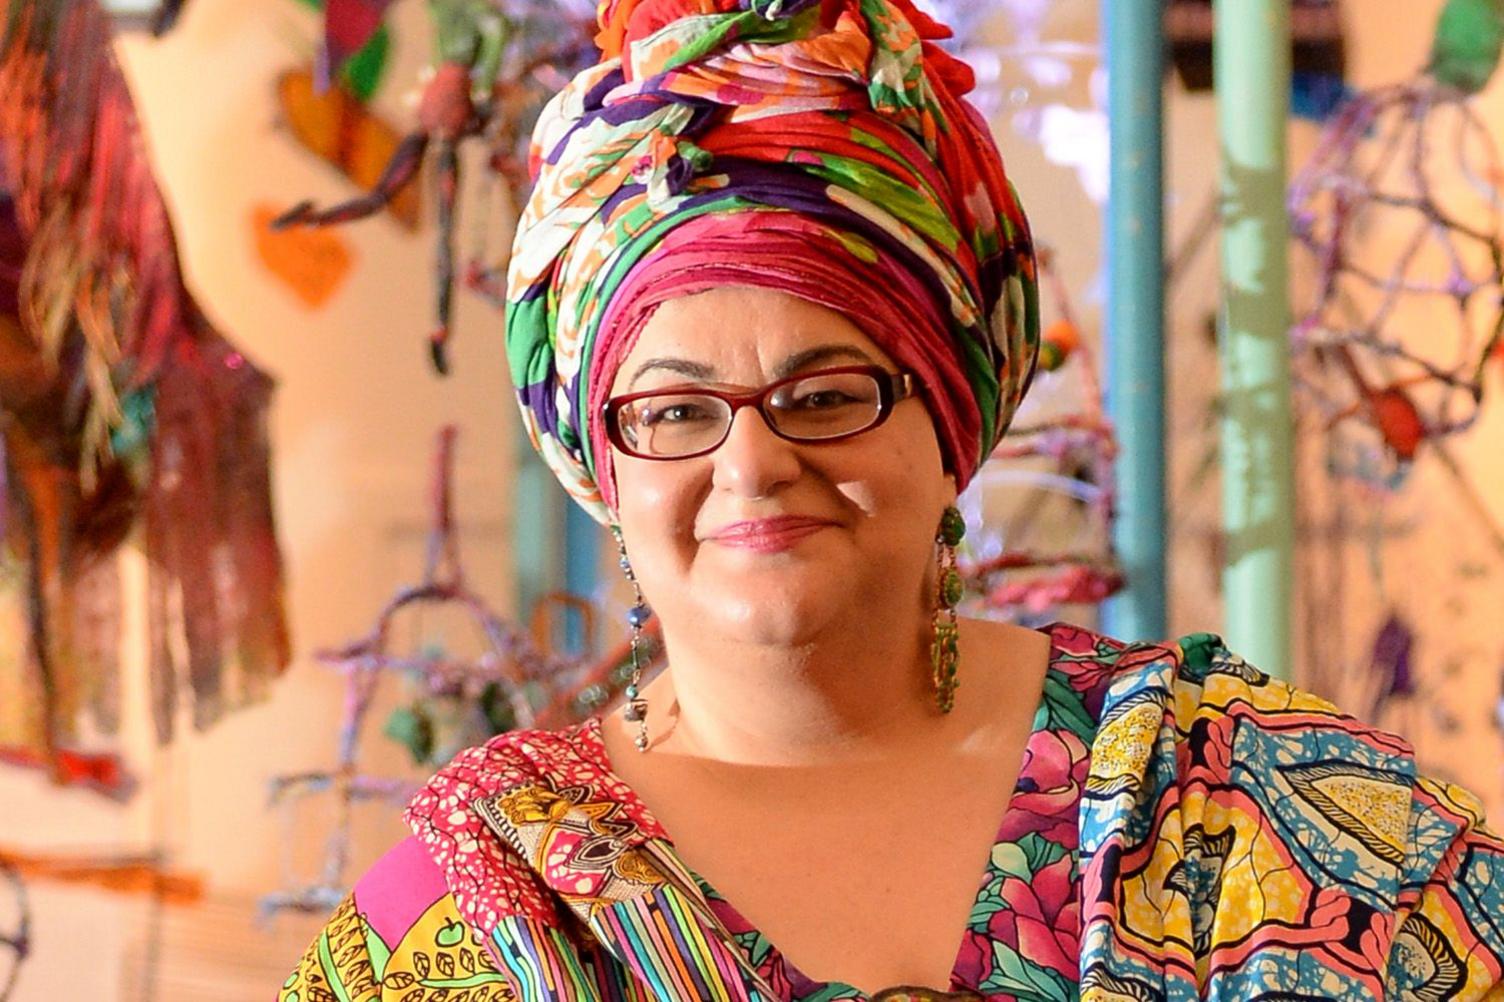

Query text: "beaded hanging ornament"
[610, 526, 654, 751]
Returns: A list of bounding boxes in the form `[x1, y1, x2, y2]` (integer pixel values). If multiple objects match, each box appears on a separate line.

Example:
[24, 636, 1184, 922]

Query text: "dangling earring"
[610, 524, 652, 751]
[931, 505, 965, 713]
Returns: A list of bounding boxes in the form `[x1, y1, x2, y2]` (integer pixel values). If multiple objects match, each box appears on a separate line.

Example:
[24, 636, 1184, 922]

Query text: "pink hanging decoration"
[0, 0, 290, 781]
[959, 246, 1124, 621]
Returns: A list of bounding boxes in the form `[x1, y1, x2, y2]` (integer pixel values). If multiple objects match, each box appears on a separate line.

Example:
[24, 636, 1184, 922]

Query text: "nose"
[710, 403, 802, 498]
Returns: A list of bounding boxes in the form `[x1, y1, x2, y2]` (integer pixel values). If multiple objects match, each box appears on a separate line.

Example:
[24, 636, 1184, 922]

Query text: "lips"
[708, 516, 836, 551]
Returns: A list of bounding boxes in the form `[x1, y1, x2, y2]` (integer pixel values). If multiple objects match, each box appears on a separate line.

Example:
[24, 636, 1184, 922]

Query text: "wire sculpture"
[958, 246, 1123, 622]
[0, 860, 26, 1002]
[1288, 81, 1504, 488]
[1280, 6, 1504, 807]
[260, 426, 660, 916]
[274, 0, 598, 373]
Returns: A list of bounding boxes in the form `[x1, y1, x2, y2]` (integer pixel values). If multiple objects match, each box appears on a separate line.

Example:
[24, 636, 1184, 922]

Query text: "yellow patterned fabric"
[279, 839, 516, 1002]
[1075, 630, 1504, 1000]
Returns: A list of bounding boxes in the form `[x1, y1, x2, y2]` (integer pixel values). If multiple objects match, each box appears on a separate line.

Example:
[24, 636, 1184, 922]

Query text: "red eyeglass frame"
[601, 364, 919, 460]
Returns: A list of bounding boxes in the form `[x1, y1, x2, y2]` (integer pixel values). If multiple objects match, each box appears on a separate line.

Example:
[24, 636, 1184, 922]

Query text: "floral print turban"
[505, 0, 1039, 522]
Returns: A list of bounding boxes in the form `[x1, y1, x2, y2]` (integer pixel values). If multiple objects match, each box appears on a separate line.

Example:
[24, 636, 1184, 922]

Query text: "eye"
[639, 398, 715, 427]
[774, 375, 876, 411]
[790, 389, 858, 410]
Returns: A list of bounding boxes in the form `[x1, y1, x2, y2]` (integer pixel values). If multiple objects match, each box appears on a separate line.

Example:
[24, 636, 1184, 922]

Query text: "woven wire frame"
[258, 428, 662, 918]
[957, 245, 1123, 622]
[0, 860, 27, 1002]
[1289, 81, 1504, 487]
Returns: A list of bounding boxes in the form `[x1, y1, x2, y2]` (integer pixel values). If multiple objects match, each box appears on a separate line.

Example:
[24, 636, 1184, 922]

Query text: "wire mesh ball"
[1288, 82, 1504, 486]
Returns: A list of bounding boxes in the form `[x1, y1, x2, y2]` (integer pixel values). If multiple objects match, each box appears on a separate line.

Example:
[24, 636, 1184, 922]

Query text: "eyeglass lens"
[618, 370, 885, 458]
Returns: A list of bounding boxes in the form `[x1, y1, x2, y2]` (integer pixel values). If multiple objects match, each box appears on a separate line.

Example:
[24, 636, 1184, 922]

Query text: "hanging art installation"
[261, 427, 660, 917]
[1288, 0, 1504, 488]
[275, 68, 422, 230]
[959, 245, 1123, 621]
[273, 0, 599, 373]
[0, 0, 291, 786]
[269, 0, 420, 231]
[1278, 0, 1504, 810]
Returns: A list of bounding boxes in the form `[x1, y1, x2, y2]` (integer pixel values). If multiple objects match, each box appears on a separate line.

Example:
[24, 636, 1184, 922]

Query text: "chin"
[691, 578, 841, 646]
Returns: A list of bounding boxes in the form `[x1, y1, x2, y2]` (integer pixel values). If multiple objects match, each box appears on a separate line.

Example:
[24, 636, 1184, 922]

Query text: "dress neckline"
[572, 622, 1081, 1000]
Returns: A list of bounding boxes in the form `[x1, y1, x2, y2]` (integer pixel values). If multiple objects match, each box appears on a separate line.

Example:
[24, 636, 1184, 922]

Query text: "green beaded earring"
[931, 505, 966, 713]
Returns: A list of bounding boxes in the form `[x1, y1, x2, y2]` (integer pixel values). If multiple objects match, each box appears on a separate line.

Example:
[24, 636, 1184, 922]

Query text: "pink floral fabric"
[697, 623, 1104, 1000]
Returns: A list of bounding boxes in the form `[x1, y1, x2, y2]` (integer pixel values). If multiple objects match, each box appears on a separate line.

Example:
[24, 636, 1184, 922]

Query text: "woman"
[280, 1, 1504, 999]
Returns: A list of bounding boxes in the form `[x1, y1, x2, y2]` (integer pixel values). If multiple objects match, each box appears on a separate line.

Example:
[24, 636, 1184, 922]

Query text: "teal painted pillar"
[1215, 0, 1294, 678]
[513, 425, 561, 624]
[563, 500, 601, 654]
[1102, 0, 1168, 643]
[513, 424, 601, 654]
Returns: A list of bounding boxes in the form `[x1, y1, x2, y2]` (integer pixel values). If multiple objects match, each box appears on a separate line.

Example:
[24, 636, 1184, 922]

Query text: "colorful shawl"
[504, 0, 1039, 523]
[280, 623, 1504, 1000]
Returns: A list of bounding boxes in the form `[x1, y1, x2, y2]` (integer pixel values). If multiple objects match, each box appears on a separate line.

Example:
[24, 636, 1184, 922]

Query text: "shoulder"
[408, 720, 605, 809]
[1061, 620, 1494, 868]
[1064, 624, 1504, 991]
[401, 721, 604, 930]
[282, 837, 513, 1001]
[1052, 624, 1410, 761]
[1169, 634, 1504, 985]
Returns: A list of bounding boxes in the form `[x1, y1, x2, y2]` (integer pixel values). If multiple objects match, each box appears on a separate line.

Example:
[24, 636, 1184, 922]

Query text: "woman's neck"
[640, 603, 956, 767]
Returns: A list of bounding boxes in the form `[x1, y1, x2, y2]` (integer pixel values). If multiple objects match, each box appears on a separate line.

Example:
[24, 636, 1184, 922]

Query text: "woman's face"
[606, 286, 956, 646]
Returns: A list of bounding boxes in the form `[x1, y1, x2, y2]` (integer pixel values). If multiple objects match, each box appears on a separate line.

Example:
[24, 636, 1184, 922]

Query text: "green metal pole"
[1102, 0, 1167, 643]
[1214, 0, 1294, 678]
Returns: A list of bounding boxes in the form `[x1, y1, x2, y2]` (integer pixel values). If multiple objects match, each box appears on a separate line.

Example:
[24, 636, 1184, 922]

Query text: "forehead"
[616, 286, 895, 384]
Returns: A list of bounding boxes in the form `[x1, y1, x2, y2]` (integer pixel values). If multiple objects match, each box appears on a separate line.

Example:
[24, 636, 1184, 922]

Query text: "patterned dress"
[279, 624, 1504, 1001]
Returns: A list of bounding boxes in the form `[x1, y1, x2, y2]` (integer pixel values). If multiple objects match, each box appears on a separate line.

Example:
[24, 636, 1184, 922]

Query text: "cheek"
[612, 455, 705, 550]
[837, 420, 947, 510]
[829, 421, 949, 558]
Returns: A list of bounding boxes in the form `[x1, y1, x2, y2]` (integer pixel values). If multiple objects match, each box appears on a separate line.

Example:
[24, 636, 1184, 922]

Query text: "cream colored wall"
[1, 0, 1502, 998]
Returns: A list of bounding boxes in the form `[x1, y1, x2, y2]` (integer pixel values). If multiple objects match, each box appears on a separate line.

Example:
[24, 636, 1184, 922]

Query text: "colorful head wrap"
[505, 0, 1039, 523]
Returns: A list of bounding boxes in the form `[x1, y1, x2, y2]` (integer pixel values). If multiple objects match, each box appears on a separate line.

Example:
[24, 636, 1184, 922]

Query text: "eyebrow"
[626, 344, 878, 390]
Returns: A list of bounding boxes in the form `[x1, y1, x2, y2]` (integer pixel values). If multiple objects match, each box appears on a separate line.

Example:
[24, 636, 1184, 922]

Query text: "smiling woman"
[279, 0, 1504, 999]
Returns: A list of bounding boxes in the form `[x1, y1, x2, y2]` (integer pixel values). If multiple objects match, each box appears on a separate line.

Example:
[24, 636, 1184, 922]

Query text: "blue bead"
[627, 604, 652, 628]
[625, 684, 639, 699]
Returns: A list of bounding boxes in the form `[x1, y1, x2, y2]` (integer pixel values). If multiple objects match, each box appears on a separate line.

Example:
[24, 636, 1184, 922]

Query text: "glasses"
[603, 365, 918, 461]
